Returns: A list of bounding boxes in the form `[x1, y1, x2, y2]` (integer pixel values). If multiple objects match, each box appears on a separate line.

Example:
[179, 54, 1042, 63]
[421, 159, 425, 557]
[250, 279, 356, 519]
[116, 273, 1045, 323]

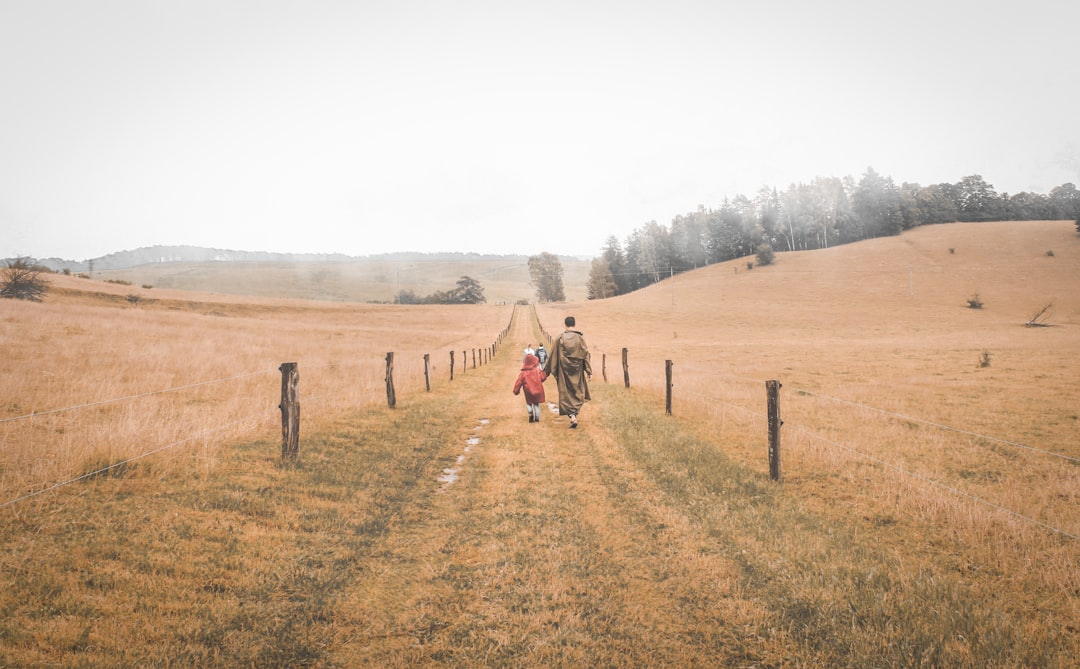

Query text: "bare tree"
[1, 257, 50, 301]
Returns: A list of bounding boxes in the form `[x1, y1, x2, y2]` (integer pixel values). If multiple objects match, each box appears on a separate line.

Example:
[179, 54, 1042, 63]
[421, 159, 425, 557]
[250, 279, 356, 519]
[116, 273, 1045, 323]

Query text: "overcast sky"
[2, 0, 1077, 261]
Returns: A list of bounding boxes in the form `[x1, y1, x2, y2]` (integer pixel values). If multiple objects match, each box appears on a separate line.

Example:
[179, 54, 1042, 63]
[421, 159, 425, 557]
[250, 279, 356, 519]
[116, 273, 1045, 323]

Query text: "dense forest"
[586, 168, 1080, 299]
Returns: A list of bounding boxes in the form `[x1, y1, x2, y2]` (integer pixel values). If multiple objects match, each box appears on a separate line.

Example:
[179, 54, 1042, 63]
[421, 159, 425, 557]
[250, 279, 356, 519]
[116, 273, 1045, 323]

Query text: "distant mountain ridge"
[13, 245, 530, 272]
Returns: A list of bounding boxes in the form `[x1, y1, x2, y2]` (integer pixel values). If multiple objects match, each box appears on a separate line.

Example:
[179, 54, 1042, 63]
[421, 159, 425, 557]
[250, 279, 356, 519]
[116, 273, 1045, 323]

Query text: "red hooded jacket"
[513, 354, 547, 404]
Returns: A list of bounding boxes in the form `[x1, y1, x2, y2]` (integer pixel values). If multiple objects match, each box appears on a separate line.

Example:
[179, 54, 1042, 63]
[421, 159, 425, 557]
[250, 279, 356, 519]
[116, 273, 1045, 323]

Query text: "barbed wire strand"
[657, 370, 1074, 463]
[634, 381, 1076, 539]
[0, 411, 273, 510]
[789, 424, 1078, 542]
[684, 392, 762, 422]
[788, 385, 1079, 464]
[0, 369, 276, 424]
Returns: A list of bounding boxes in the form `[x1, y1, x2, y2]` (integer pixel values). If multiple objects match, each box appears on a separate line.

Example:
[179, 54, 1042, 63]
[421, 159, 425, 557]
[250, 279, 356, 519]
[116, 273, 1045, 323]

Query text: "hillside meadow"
[0, 278, 514, 501]
[0, 219, 1077, 666]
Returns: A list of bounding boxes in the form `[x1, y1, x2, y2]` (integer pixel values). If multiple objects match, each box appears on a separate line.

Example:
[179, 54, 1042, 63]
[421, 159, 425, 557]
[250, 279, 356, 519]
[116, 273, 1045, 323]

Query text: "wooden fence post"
[385, 352, 396, 408]
[472, 348, 477, 369]
[766, 380, 782, 481]
[279, 362, 299, 459]
[622, 347, 630, 388]
[450, 350, 455, 381]
[424, 353, 431, 391]
[602, 353, 607, 383]
[665, 360, 673, 415]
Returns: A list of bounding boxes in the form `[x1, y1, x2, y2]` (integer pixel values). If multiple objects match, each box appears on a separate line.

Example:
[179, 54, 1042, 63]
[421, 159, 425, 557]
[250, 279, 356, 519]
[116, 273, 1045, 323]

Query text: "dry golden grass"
[0, 220, 1077, 666]
[537, 219, 1080, 665]
[537, 220, 1079, 522]
[0, 275, 513, 504]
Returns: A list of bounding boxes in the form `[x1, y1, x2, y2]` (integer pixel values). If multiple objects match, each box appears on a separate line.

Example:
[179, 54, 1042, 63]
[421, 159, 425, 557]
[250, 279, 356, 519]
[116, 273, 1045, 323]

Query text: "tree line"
[585, 169, 1080, 299]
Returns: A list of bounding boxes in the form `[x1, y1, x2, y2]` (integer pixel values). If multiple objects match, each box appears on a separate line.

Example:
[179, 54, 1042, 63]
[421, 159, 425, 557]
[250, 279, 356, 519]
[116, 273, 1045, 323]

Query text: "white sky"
[2, 0, 1077, 261]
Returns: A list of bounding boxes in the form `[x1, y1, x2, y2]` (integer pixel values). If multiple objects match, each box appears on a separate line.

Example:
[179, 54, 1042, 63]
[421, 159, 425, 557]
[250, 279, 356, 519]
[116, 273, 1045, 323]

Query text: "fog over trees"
[587, 169, 1080, 300]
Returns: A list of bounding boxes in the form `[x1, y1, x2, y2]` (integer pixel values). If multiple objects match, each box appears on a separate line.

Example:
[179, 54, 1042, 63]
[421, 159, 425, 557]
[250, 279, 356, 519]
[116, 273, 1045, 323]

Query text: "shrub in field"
[1, 257, 50, 301]
[967, 292, 983, 309]
[755, 243, 775, 266]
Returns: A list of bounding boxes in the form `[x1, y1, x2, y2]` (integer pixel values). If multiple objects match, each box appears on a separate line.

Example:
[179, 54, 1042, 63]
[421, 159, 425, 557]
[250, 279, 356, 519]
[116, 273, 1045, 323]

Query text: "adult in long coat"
[543, 316, 592, 428]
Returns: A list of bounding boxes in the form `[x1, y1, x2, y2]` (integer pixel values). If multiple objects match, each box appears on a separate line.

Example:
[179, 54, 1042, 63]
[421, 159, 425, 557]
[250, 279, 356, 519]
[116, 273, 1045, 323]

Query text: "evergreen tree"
[586, 258, 617, 300]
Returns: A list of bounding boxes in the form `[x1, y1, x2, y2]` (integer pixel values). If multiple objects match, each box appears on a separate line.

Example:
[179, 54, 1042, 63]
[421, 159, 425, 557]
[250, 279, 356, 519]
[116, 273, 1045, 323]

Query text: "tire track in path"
[330, 310, 770, 667]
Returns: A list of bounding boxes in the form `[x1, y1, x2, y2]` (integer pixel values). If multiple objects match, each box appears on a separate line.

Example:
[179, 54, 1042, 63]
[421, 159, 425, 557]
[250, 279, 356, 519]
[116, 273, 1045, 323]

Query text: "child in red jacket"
[513, 353, 548, 423]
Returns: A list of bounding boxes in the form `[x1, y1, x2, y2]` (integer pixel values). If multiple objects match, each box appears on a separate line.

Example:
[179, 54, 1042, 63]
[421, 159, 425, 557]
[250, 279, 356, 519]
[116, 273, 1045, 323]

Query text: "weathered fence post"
[423, 353, 431, 391]
[472, 348, 477, 369]
[622, 347, 630, 388]
[385, 352, 396, 408]
[450, 350, 455, 381]
[602, 353, 607, 383]
[279, 362, 299, 459]
[665, 360, 673, 415]
[766, 380, 782, 481]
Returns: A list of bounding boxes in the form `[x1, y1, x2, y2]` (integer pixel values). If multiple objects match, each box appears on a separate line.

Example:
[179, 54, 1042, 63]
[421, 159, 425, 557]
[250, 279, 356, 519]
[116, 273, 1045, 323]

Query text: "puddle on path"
[438, 418, 489, 491]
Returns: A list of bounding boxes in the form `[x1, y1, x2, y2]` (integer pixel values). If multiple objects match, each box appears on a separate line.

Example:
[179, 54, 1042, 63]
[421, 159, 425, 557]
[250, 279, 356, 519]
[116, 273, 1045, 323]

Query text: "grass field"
[0, 220, 1077, 666]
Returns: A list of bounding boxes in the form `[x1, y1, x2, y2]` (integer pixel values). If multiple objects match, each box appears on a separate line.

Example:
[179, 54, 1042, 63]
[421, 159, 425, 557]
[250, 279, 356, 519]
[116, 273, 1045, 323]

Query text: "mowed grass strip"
[330, 315, 783, 667]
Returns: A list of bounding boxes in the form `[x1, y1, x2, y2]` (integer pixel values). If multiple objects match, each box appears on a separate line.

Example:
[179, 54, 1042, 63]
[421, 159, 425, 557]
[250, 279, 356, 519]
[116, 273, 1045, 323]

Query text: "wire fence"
[533, 307, 1078, 543]
[661, 366, 1078, 542]
[0, 309, 517, 511]
[6, 304, 1076, 545]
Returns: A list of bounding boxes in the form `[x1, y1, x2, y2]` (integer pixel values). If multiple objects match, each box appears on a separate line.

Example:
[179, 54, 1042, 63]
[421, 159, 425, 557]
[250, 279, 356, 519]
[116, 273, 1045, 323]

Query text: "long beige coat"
[543, 329, 592, 416]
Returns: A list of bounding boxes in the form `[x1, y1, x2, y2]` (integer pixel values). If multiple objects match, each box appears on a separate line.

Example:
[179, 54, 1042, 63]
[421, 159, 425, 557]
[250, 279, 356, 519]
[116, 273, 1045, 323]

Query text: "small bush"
[1046, 249, 1054, 257]
[755, 244, 775, 266]
[967, 293, 983, 309]
[949, 247, 956, 254]
[978, 351, 991, 368]
[1, 257, 50, 301]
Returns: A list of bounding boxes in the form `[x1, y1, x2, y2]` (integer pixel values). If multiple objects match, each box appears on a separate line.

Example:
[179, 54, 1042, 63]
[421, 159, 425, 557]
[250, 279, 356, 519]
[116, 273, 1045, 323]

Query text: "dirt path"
[329, 310, 770, 667]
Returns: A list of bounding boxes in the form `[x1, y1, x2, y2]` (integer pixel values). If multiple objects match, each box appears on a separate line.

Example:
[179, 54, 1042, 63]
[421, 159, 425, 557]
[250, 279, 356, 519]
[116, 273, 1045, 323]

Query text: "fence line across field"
[0, 412, 273, 510]
[6, 306, 1072, 545]
[788, 424, 1080, 542]
[611, 350, 1078, 542]
[1, 312, 515, 508]
[0, 369, 275, 424]
[786, 385, 1080, 465]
